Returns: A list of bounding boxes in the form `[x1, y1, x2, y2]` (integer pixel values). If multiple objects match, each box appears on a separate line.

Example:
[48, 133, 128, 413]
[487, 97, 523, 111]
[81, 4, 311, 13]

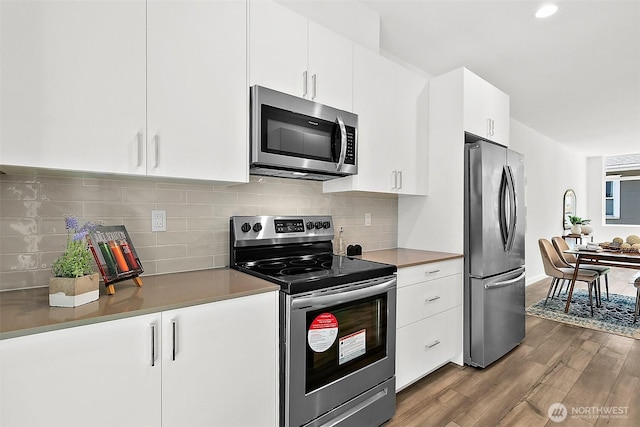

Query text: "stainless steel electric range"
[230, 215, 397, 427]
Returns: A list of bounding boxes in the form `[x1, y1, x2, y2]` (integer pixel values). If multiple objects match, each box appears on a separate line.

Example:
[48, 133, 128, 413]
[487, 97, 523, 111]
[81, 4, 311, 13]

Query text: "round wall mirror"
[563, 189, 576, 230]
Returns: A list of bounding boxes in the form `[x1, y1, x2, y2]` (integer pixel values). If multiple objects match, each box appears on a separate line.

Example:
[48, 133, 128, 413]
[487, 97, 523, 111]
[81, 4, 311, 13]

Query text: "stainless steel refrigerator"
[464, 135, 526, 368]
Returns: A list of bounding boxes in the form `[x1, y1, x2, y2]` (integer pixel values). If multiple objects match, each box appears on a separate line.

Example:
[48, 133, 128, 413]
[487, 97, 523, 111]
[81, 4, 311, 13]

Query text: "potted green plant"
[49, 215, 100, 307]
[568, 216, 582, 235]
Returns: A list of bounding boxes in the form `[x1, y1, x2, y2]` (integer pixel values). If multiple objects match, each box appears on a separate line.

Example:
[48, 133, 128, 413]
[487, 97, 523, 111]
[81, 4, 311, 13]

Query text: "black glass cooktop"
[235, 253, 396, 294]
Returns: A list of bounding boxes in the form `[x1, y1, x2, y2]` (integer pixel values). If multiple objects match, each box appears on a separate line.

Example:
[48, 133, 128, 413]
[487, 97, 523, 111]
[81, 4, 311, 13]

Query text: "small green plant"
[52, 215, 98, 278]
[568, 216, 591, 225]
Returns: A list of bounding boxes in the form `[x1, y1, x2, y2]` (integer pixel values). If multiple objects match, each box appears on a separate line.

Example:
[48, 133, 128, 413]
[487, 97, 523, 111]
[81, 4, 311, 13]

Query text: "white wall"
[509, 120, 587, 284]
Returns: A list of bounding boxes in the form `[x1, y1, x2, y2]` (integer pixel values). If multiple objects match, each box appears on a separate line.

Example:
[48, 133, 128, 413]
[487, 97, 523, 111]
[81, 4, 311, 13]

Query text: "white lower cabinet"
[161, 292, 278, 427]
[0, 313, 162, 427]
[395, 259, 463, 391]
[0, 292, 278, 427]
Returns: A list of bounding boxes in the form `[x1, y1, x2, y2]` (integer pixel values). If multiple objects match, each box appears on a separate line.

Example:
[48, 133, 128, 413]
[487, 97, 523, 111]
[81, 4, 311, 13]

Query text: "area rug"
[526, 289, 640, 339]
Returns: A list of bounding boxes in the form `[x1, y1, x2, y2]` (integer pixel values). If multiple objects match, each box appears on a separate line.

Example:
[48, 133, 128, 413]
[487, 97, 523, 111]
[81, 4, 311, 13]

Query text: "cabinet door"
[392, 65, 427, 195]
[249, 0, 308, 98]
[487, 85, 510, 146]
[396, 306, 462, 391]
[348, 45, 397, 192]
[161, 292, 278, 427]
[0, 0, 146, 175]
[0, 314, 162, 427]
[307, 21, 353, 111]
[463, 69, 510, 146]
[147, 0, 248, 182]
[462, 69, 492, 140]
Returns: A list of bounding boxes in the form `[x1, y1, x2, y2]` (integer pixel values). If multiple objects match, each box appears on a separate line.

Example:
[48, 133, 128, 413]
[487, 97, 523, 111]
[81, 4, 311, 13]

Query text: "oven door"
[283, 276, 396, 427]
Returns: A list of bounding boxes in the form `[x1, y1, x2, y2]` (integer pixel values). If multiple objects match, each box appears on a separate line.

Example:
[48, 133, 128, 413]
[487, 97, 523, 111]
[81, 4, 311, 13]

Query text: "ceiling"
[361, 0, 640, 157]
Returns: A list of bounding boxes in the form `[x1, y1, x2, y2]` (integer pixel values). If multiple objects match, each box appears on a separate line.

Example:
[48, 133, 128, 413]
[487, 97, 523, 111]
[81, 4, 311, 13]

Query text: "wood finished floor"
[387, 268, 640, 427]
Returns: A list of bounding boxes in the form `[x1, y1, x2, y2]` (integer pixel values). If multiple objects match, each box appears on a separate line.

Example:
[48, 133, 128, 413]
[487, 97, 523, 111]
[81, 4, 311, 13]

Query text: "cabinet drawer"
[397, 273, 462, 328]
[397, 258, 463, 288]
[396, 306, 462, 391]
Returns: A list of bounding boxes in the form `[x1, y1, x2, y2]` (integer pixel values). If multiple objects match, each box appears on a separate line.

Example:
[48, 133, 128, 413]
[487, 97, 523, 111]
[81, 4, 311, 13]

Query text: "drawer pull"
[425, 340, 441, 349]
[425, 296, 441, 302]
[425, 269, 441, 275]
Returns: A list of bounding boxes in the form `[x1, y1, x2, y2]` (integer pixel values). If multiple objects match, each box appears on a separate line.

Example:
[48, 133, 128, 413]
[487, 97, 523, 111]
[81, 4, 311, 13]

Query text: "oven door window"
[305, 294, 387, 393]
[262, 105, 337, 162]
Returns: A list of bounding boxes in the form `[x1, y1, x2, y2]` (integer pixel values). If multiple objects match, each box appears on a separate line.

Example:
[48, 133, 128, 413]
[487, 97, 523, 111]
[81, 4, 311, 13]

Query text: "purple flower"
[72, 231, 87, 241]
[65, 215, 78, 231]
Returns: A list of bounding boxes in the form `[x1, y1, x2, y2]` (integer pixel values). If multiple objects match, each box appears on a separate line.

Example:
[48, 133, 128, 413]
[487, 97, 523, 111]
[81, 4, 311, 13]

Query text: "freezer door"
[466, 140, 525, 278]
[467, 268, 525, 368]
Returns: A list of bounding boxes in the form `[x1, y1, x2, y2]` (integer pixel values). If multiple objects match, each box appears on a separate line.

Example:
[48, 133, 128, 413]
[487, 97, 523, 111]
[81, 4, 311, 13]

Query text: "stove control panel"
[231, 215, 334, 245]
[275, 219, 305, 233]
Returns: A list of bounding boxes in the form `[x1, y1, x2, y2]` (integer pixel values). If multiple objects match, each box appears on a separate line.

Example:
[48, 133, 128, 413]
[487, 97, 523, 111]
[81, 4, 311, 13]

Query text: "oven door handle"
[291, 278, 396, 310]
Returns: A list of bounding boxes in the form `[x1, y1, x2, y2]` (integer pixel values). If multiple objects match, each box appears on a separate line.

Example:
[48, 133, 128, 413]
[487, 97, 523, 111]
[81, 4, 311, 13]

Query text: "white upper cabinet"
[463, 69, 510, 146]
[323, 45, 427, 195]
[307, 22, 353, 111]
[249, 0, 353, 111]
[0, 0, 147, 175]
[1, 0, 248, 183]
[147, 0, 248, 182]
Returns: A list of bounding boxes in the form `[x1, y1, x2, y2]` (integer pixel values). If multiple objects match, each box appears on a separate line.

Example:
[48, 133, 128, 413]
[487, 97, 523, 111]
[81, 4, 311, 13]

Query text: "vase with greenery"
[49, 215, 100, 307]
[568, 216, 591, 235]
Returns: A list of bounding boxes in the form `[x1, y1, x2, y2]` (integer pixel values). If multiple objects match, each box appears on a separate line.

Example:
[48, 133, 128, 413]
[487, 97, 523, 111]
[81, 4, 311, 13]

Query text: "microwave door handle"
[335, 115, 347, 171]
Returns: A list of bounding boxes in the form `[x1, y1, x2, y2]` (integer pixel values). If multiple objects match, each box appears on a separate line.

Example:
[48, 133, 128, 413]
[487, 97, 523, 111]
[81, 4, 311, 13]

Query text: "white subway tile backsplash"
[0, 173, 398, 290]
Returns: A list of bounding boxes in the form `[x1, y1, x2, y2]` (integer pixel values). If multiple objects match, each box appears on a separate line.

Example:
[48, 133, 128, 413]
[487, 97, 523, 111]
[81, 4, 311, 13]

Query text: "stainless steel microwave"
[250, 85, 358, 181]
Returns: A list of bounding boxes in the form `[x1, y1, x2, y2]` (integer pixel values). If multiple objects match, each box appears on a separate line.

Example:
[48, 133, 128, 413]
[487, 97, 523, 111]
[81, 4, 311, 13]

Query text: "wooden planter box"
[49, 273, 100, 307]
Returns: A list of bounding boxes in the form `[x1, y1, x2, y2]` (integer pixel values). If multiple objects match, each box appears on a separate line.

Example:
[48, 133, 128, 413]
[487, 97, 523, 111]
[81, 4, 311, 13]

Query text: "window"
[604, 154, 640, 226]
[604, 179, 620, 219]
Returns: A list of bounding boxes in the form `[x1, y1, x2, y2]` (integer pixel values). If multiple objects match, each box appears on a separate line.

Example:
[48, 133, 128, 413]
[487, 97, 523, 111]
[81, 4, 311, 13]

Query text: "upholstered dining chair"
[634, 276, 640, 323]
[538, 238, 599, 315]
[552, 236, 610, 303]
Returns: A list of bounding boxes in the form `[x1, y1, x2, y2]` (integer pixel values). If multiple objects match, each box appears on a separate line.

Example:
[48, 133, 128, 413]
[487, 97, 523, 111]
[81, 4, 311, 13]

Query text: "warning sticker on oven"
[308, 313, 339, 353]
[339, 329, 366, 365]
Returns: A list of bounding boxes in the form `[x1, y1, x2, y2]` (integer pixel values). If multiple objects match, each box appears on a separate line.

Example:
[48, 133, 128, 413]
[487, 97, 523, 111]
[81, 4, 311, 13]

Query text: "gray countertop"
[0, 268, 278, 340]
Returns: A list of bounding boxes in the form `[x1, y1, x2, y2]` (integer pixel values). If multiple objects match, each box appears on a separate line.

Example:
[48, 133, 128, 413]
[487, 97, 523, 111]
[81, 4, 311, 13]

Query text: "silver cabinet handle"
[335, 115, 347, 172]
[136, 132, 143, 167]
[425, 269, 441, 275]
[171, 319, 177, 361]
[425, 295, 441, 302]
[426, 340, 441, 349]
[303, 71, 308, 97]
[391, 170, 397, 190]
[487, 118, 492, 137]
[150, 323, 157, 367]
[311, 74, 317, 100]
[153, 135, 159, 168]
[398, 170, 403, 190]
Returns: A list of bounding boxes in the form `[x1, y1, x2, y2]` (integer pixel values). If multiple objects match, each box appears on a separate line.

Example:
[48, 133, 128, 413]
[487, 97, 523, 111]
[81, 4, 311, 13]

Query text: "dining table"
[564, 249, 640, 313]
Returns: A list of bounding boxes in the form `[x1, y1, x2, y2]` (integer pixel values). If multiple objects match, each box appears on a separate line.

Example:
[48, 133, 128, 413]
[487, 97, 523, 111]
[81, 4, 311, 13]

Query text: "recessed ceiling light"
[535, 4, 558, 18]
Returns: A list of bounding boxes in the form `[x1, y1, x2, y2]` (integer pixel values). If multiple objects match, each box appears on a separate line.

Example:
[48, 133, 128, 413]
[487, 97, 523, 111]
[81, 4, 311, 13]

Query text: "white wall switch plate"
[152, 210, 166, 232]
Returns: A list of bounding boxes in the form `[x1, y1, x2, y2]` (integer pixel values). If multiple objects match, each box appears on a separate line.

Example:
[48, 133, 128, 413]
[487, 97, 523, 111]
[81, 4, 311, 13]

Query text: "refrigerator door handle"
[505, 165, 517, 251]
[499, 166, 509, 250]
[484, 271, 526, 290]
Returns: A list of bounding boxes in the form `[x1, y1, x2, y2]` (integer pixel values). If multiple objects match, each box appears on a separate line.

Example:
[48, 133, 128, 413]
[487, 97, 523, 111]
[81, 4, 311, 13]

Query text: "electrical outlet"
[152, 210, 166, 232]
[365, 213, 371, 227]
